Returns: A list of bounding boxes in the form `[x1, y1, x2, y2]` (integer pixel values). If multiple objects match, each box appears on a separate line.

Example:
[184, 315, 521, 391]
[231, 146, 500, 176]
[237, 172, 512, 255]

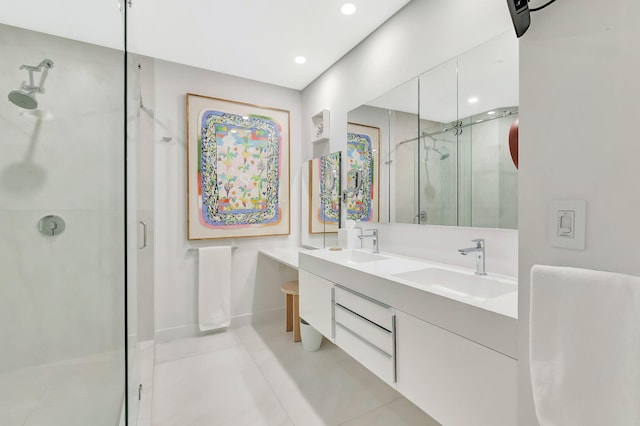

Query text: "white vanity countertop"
[299, 248, 518, 358]
[258, 246, 310, 270]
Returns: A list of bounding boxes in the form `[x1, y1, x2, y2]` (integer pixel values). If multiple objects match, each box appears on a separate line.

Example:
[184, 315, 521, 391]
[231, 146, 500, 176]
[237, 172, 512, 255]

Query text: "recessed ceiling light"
[475, 119, 484, 123]
[341, 3, 356, 15]
[468, 97, 479, 104]
[294, 56, 306, 64]
[487, 111, 496, 115]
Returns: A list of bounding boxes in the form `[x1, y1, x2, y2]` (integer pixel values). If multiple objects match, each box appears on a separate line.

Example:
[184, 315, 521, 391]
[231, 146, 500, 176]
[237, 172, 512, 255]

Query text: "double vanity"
[298, 247, 517, 426]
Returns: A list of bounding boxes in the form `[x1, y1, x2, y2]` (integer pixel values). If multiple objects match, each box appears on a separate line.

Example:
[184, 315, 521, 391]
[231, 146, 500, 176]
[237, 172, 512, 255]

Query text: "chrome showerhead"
[8, 89, 38, 109]
[8, 59, 54, 110]
[435, 149, 450, 160]
[431, 146, 449, 160]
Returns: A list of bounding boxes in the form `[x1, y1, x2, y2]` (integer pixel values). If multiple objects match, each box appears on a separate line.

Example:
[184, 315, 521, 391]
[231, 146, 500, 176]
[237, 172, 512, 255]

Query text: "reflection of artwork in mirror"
[347, 123, 379, 222]
[309, 152, 340, 234]
[187, 93, 290, 239]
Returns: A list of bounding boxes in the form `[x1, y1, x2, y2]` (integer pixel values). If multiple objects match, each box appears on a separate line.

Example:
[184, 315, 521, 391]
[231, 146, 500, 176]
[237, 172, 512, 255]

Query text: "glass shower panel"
[0, 2, 127, 424]
[127, 53, 141, 425]
[418, 58, 458, 225]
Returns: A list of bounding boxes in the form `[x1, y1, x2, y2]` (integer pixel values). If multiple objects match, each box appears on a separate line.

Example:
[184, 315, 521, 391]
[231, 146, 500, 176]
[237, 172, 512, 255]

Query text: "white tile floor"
[0, 351, 124, 426]
[151, 315, 440, 426]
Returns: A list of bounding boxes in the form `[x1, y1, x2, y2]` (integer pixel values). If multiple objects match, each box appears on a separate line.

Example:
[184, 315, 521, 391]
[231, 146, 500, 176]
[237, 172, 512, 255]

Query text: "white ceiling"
[0, 0, 411, 91]
[129, 0, 411, 90]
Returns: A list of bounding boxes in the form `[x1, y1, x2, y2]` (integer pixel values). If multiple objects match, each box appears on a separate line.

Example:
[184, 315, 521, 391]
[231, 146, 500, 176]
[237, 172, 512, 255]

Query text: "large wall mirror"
[347, 31, 519, 229]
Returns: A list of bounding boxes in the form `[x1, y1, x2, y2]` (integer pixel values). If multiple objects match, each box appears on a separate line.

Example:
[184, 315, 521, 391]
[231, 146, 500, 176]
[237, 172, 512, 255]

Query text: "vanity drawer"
[334, 286, 393, 330]
[335, 304, 393, 355]
[335, 322, 395, 385]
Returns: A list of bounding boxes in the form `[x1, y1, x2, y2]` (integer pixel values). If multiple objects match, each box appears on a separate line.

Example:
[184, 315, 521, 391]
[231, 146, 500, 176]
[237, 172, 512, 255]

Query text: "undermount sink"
[325, 249, 389, 264]
[392, 267, 516, 300]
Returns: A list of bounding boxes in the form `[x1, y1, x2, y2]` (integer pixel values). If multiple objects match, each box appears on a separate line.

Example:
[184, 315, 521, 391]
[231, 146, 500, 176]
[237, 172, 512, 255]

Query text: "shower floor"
[0, 351, 123, 426]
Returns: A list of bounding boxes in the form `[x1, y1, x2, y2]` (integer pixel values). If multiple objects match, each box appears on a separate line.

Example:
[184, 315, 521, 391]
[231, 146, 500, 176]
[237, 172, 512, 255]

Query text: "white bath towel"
[529, 265, 640, 426]
[198, 246, 232, 332]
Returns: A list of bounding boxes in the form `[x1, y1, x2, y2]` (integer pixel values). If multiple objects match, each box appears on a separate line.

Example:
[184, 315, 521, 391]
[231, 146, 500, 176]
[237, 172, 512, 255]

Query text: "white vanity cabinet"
[395, 310, 517, 426]
[334, 286, 396, 386]
[298, 270, 334, 340]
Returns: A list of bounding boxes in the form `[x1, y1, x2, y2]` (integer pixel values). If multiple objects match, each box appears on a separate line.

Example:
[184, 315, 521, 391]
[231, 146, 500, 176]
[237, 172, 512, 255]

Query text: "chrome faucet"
[358, 228, 379, 253]
[458, 238, 486, 275]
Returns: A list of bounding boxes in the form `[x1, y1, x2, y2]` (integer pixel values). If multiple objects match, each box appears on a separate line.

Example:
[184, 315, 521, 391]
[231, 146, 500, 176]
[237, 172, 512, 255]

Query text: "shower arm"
[20, 59, 54, 93]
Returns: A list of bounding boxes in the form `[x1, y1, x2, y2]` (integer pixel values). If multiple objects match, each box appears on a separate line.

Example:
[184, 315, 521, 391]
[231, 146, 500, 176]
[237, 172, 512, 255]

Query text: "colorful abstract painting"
[347, 123, 379, 222]
[309, 152, 340, 234]
[187, 94, 290, 239]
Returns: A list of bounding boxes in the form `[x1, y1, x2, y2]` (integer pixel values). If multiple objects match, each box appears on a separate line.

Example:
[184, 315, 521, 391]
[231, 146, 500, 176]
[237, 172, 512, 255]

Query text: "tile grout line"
[239, 336, 298, 426]
[153, 336, 245, 367]
[336, 396, 405, 425]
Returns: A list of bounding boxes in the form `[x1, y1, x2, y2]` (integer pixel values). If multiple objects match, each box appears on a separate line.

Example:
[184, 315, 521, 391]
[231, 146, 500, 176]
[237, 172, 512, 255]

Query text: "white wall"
[518, 1, 640, 424]
[148, 59, 302, 340]
[0, 24, 125, 371]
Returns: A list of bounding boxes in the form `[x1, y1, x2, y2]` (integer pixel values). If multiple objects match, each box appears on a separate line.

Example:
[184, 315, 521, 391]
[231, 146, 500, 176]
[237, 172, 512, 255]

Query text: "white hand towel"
[530, 265, 640, 426]
[198, 246, 232, 332]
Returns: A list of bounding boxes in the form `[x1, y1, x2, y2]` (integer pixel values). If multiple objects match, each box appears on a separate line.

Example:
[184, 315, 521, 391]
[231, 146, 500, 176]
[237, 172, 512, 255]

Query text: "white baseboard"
[229, 307, 284, 328]
[154, 324, 200, 343]
[154, 308, 285, 342]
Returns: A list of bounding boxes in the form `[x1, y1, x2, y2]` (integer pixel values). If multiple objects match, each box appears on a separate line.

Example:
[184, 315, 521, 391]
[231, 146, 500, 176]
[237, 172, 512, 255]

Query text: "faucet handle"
[471, 238, 485, 247]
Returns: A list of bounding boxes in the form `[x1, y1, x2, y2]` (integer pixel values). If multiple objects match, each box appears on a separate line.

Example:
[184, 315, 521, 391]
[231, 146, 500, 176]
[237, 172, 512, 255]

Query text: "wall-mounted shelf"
[311, 109, 330, 143]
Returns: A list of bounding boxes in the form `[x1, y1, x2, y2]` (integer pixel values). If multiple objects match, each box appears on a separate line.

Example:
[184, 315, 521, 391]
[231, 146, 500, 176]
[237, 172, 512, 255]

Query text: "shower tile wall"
[0, 24, 125, 372]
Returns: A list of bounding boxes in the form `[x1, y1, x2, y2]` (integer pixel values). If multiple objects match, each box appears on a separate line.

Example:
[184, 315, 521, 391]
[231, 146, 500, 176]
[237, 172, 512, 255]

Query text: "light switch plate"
[548, 200, 586, 249]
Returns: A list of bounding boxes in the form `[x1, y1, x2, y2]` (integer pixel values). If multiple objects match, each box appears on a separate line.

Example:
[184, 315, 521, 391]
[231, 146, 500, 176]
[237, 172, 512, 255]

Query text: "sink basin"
[392, 267, 516, 300]
[324, 249, 389, 264]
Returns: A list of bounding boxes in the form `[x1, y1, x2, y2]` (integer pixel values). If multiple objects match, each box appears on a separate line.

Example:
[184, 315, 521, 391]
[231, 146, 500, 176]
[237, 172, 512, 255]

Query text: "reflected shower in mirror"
[347, 31, 518, 229]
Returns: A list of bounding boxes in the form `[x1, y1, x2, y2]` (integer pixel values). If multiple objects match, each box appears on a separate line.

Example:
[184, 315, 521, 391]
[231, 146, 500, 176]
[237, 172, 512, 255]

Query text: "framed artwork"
[347, 122, 380, 222]
[187, 93, 290, 239]
[309, 152, 341, 234]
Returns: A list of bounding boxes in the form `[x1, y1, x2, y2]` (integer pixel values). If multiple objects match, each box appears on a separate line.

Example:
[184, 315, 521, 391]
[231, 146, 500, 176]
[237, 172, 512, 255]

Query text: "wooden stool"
[280, 280, 300, 342]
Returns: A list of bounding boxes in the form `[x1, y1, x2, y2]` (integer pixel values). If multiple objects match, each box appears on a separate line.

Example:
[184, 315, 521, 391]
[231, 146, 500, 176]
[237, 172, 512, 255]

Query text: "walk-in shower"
[0, 15, 135, 425]
[8, 59, 54, 110]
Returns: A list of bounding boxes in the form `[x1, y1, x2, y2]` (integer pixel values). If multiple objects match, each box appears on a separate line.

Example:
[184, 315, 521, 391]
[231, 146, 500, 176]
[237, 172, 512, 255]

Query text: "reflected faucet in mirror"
[323, 166, 339, 197]
[342, 168, 363, 202]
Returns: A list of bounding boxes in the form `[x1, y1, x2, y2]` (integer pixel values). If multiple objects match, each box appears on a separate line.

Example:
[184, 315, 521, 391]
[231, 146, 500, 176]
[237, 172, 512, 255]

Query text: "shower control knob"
[38, 215, 65, 236]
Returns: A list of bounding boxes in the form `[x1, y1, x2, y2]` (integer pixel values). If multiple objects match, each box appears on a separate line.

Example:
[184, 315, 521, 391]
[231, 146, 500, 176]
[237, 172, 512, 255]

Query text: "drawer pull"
[335, 285, 390, 308]
[335, 322, 392, 359]
[335, 303, 392, 333]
